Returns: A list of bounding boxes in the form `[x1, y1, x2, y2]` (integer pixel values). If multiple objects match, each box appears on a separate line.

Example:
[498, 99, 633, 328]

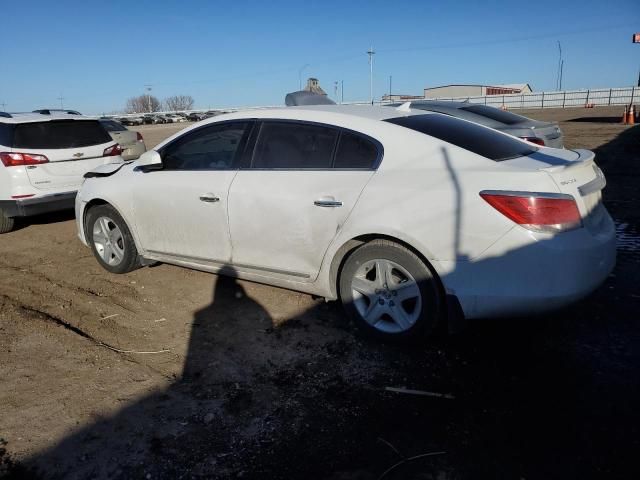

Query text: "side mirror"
[136, 150, 162, 167]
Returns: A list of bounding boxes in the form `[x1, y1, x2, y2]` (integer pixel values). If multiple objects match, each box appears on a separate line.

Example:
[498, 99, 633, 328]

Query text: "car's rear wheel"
[0, 209, 15, 234]
[339, 239, 441, 341]
[86, 205, 140, 274]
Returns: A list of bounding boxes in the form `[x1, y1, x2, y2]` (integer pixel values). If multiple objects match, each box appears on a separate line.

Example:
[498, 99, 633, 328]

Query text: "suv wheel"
[0, 209, 15, 234]
[339, 239, 441, 341]
[86, 205, 140, 274]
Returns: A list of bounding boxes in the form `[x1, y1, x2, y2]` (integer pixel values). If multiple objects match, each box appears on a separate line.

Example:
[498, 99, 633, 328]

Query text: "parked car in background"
[164, 114, 185, 123]
[119, 116, 144, 126]
[76, 105, 614, 341]
[33, 108, 83, 115]
[386, 101, 564, 148]
[99, 119, 146, 160]
[187, 112, 207, 122]
[0, 111, 123, 233]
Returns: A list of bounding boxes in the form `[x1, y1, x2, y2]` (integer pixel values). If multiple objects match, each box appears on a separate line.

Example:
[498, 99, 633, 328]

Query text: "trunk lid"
[505, 149, 607, 232]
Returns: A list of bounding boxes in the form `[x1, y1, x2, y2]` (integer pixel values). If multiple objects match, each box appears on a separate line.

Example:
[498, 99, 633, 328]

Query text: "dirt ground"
[1, 106, 639, 479]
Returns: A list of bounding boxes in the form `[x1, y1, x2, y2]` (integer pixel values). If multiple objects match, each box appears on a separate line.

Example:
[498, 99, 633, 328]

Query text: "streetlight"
[145, 84, 153, 112]
[367, 47, 375, 104]
[298, 64, 310, 90]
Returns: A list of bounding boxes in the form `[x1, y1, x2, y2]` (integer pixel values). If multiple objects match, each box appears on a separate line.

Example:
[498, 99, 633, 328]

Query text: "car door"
[131, 121, 253, 263]
[227, 120, 380, 281]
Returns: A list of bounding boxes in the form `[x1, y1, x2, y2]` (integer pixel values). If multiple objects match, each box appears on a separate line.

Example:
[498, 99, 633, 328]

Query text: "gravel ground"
[1, 106, 639, 479]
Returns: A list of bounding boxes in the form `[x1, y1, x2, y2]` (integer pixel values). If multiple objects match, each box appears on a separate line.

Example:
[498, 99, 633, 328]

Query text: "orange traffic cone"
[628, 105, 636, 125]
[622, 106, 628, 124]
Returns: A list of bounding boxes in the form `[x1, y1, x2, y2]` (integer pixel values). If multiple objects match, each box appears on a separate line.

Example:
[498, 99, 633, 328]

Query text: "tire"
[85, 204, 141, 274]
[339, 239, 441, 341]
[0, 208, 15, 234]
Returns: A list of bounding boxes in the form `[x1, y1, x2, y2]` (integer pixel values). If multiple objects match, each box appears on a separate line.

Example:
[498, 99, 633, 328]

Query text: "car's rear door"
[12, 119, 118, 191]
[131, 121, 253, 263]
[227, 120, 379, 281]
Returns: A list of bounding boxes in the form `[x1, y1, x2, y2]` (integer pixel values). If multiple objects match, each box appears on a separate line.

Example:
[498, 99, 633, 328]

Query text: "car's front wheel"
[0, 208, 15, 234]
[339, 239, 441, 341]
[86, 205, 140, 274]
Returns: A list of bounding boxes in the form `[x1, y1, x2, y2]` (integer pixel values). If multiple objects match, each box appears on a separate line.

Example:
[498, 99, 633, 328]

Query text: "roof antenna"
[395, 102, 412, 112]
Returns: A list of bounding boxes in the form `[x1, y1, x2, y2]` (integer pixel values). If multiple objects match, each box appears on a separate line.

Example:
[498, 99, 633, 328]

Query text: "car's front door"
[227, 121, 380, 280]
[131, 121, 252, 263]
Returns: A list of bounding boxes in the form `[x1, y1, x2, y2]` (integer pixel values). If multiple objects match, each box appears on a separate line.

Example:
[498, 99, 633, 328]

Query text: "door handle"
[199, 193, 220, 203]
[314, 197, 343, 207]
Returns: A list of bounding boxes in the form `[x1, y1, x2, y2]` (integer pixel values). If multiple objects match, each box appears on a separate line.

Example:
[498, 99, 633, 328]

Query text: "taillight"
[103, 144, 123, 157]
[480, 191, 582, 233]
[0, 152, 49, 167]
[136, 132, 144, 143]
[520, 136, 545, 146]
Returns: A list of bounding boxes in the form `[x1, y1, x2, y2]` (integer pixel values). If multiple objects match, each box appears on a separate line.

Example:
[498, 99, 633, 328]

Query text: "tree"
[125, 94, 161, 114]
[164, 95, 195, 112]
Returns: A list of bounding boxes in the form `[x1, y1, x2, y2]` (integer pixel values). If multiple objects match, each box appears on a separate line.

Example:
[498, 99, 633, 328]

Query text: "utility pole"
[0, 102, 6, 111]
[389, 75, 392, 100]
[145, 84, 153, 112]
[57, 94, 64, 109]
[341, 80, 344, 104]
[367, 46, 375, 104]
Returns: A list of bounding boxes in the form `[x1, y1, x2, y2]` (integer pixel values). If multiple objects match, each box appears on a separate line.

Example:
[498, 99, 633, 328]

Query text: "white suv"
[0, 111, 124, 233]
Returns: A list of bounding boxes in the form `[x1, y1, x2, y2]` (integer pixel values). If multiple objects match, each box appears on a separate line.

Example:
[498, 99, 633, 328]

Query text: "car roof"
[0, 112, 91, 124]
[387, 100, 470, 109]
[277, 104, 428, 121]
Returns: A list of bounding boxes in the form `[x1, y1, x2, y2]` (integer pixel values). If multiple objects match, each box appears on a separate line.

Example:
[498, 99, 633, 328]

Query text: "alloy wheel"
[350, 259, 422, 333]
[92, 216, 125, 266]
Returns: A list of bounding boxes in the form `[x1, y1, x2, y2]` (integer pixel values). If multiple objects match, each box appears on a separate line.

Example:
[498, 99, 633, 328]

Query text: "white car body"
[0, 112, 123, 223]
[75, 105, 615, 322]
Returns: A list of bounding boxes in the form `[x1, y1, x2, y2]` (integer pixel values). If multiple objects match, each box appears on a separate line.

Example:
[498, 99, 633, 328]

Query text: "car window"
[100, 120, 127, 132]
[334, 132, 379, 169]
[460, 105, 529, 125]
[162, 122, 251, 170]
[385, 114, 537, 162]
[252, 122, 338, 169]
[0, 123, 14, 147]
[13, 120, 112, 149]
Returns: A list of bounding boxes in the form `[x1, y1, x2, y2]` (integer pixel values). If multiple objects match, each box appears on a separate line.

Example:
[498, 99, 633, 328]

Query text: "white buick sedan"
[75, 105, 616, 340]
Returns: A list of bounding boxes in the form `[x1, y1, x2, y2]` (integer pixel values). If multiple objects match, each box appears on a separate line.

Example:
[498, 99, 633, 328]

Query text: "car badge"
[73, 152, 84, 158]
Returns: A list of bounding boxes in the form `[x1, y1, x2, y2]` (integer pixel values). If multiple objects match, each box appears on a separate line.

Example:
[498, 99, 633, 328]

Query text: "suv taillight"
[0, 152, 49, 167]
[520, 136, 545, 146]
[480, 191, 582, 233]
[103, 144, 123, 157]
[136, 132, 144, 142]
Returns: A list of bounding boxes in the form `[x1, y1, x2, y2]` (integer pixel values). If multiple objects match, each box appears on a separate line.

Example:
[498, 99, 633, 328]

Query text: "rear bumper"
[0, 191, 77, 218]
[441, 211, 616, 319]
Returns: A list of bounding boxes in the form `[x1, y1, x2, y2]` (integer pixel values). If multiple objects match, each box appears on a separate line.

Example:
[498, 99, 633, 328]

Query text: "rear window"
[100, 120, 127, 132]
[0, 123, 14, 147]
[459, 105, 528, 125]
[13, 120, 112, 149]
[385, 114, 536, 161]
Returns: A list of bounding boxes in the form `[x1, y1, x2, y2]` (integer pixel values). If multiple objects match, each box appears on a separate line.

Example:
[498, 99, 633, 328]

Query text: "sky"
[1, 0, 639, 114]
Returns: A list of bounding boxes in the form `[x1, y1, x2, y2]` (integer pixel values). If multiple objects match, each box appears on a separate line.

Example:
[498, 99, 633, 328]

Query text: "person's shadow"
[16, 266, 292, 479]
